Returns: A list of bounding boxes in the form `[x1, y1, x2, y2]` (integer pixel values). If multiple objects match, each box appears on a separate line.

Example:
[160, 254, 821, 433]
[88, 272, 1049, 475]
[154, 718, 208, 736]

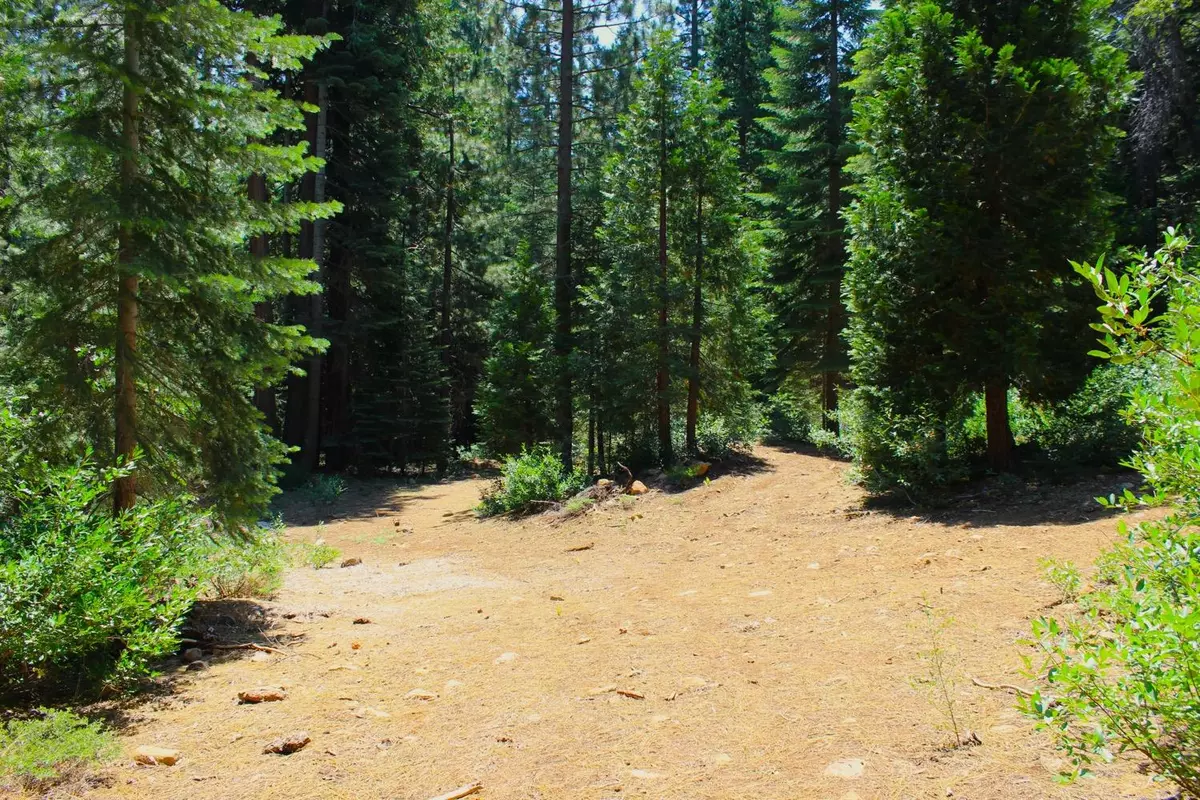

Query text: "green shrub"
[764, 390, 818, 443]
[299, 474, 347, 505]
[0, 709, 117, 791]
[694, 403, 764, 459]
[196, 528, 288, 600]
[1022, 229, 1200, 795]
[298, 540, 341, 570]
[0, 450, 204, 697]
[478, 446, 588, 517]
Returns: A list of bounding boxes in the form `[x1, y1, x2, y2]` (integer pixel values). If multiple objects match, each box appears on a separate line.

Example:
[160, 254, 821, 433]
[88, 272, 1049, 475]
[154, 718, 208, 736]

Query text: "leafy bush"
[0, 709, 117, 791]
[0, 456, 205, 697]
[1022, 229, 1200, 794]
[299, 474, 347, 505]
[299, 539, 341, 570]
[0, 401, 205, 698]
[196, 528, 288, 600]
[764, 390, 819, 443]
[478, 446, 588, 517]
[694, 403, 764, 459]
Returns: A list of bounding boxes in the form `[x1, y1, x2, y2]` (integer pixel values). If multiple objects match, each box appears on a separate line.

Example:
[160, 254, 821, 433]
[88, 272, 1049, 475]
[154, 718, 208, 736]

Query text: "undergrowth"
[0, 709, 116, 792]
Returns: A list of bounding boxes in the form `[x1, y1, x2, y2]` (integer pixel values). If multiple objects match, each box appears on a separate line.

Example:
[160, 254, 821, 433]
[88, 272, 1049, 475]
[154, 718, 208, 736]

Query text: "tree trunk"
[686, 188, 703, 455]
[597, 418, 606, 477]
[301, 78, 328, 473]
[554, 0, 575, 471]
[822, 0, 844, 435]
[985, 379, 1014, 471]
[323, 248, 352, 471]
[114, 7, 141, 515]
[657, 84, 673, 467]
[249, 173, 279, 435]
[438, 108, 456, 476]
[587, 402, 595, 477]
[689, 0, 700, 70]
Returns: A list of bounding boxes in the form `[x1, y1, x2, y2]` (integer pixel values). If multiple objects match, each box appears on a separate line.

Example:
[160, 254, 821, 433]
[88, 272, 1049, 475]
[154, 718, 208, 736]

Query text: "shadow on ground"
[90, 598, 295, 736]
[860, 469, 1141, 528]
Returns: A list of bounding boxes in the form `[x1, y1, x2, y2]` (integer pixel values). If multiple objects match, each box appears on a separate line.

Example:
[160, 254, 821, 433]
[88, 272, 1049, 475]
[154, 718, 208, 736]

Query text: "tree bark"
[822, 0, 844, 434]
[689, 0, 700, 70]
[686, 187, 703, 455]
[249, 173, 279, 435]
[301, 78, 328, 473]
[985, 379, 1014, 471]
[114, 7, 141, 515]
[657, 82, 673, 466]
[438, 107, 456, 475]
[554, 0, 575, 471]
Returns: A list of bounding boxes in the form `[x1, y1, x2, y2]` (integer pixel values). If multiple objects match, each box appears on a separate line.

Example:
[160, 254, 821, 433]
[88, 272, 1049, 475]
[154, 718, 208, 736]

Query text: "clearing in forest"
[93, 447, 1155, 800]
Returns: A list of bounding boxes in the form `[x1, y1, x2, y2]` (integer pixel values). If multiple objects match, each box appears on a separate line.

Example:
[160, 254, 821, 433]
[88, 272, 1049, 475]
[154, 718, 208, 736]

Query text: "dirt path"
[93, 447, 1162, 800]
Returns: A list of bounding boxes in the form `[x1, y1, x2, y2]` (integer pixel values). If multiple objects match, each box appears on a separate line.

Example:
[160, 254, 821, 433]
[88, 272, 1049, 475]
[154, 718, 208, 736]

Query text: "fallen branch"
[426, 783, 482, 800]
[565, 542, 595, 552]
[971, 676, 1033, 697]
[212, 643, 290, 656]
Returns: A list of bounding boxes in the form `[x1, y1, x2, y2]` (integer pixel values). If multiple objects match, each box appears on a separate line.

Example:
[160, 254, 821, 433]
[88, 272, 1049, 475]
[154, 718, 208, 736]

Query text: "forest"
[1, 0, 1199, 796]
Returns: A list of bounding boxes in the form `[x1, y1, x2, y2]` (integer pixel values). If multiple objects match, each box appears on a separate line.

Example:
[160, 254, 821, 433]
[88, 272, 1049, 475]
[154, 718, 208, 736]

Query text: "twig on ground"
[565, 542, 595, 552]
[426, 783, 482, 800]
[212, 643, 290, 656]
[971, 676, 1033, 697]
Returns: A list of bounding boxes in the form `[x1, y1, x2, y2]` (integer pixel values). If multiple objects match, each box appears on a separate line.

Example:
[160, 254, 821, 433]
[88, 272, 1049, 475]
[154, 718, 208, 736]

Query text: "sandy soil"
[84, 446, 1171, 800]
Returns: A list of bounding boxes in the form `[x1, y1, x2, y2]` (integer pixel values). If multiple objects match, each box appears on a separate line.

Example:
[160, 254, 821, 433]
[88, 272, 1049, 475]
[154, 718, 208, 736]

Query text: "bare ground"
[83, 446, 1171, 800]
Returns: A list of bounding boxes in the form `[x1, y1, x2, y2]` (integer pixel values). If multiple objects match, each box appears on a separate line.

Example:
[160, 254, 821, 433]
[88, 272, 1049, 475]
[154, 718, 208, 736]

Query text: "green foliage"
[0, 410, 204, 696]
[1039, 558, 1083, 605]
[196, 530, 288, 600]
[0, 1, 336, 530]
[845, 0, 1132, 486]
[298, 474, 348, 506]
[298, 540, 342, 570]
[477, 446, 589, 517]
[760, 0, 874, 392]
[0, 710, 117, 791]
[1023, 229, 1200, 794]
[476, 243, 555, 456]
[764, 390, 818, 443]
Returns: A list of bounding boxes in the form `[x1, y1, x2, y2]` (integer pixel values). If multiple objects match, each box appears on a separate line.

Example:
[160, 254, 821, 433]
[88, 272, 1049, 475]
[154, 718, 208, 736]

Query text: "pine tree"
[845, 0, 1131, 478]
[710, 0, 778, 171]
[0, 0, 334, 526]
[760, 0, 873, 431]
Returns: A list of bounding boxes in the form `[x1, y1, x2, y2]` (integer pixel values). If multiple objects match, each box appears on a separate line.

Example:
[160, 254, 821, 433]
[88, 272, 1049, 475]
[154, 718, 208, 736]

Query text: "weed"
[912, 603, 972, 748]
[299, 474, 347, 505]
[300, 540, 341, 570]
[563, 497, 596, 516]
[1039, 558, 1082, 605]
[0, 710, 117, 791]
[198, 532, 287, 599]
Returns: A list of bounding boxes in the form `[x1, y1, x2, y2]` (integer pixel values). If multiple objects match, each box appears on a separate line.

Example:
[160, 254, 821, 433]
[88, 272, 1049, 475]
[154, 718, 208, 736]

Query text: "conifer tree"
[845, 0, 1130, 477]
[0, 0, 334, 525]
[760, 0, 873, 431]
[710, 0, 778, 171]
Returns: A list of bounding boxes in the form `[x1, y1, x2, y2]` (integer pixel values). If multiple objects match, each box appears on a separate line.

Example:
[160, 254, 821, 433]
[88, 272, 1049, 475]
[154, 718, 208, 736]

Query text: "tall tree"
[760, 0, 873, 432]
[710, 0, 778, 171]
[845, 0, 1131, 475]
[0, 0, 334, 525]
[555, 0, 576, 469]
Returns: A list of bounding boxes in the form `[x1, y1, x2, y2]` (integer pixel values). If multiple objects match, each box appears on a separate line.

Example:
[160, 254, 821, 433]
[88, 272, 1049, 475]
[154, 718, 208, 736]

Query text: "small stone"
[493, 651, 518, 664]
[351, 641, 362, 650]
[824, 758, 865, 779]
[134, 746, 181, 766]
[185, 660, 208, 672]
[237, 687, 287, 704]
[249, 651, 272, 663]
[340, 557, 362, 568]
[182, 648, 204, 663]
[577, 636, 591, 645]
[628, 481, 649, 496]
[353, 617, 372, 625]
[263, 732, 310, 755]
[597, 479, 613, 487]
[748, 589, 773, 598]
[405, 689, 437, 701]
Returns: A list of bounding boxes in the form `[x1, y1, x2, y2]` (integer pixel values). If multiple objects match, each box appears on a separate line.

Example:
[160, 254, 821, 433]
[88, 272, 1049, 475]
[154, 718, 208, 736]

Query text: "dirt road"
[93, 447, 1162, 800]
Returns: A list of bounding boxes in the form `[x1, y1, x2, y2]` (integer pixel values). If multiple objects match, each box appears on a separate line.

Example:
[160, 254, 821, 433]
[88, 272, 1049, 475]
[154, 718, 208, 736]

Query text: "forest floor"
[85, 446, 1171, 800]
